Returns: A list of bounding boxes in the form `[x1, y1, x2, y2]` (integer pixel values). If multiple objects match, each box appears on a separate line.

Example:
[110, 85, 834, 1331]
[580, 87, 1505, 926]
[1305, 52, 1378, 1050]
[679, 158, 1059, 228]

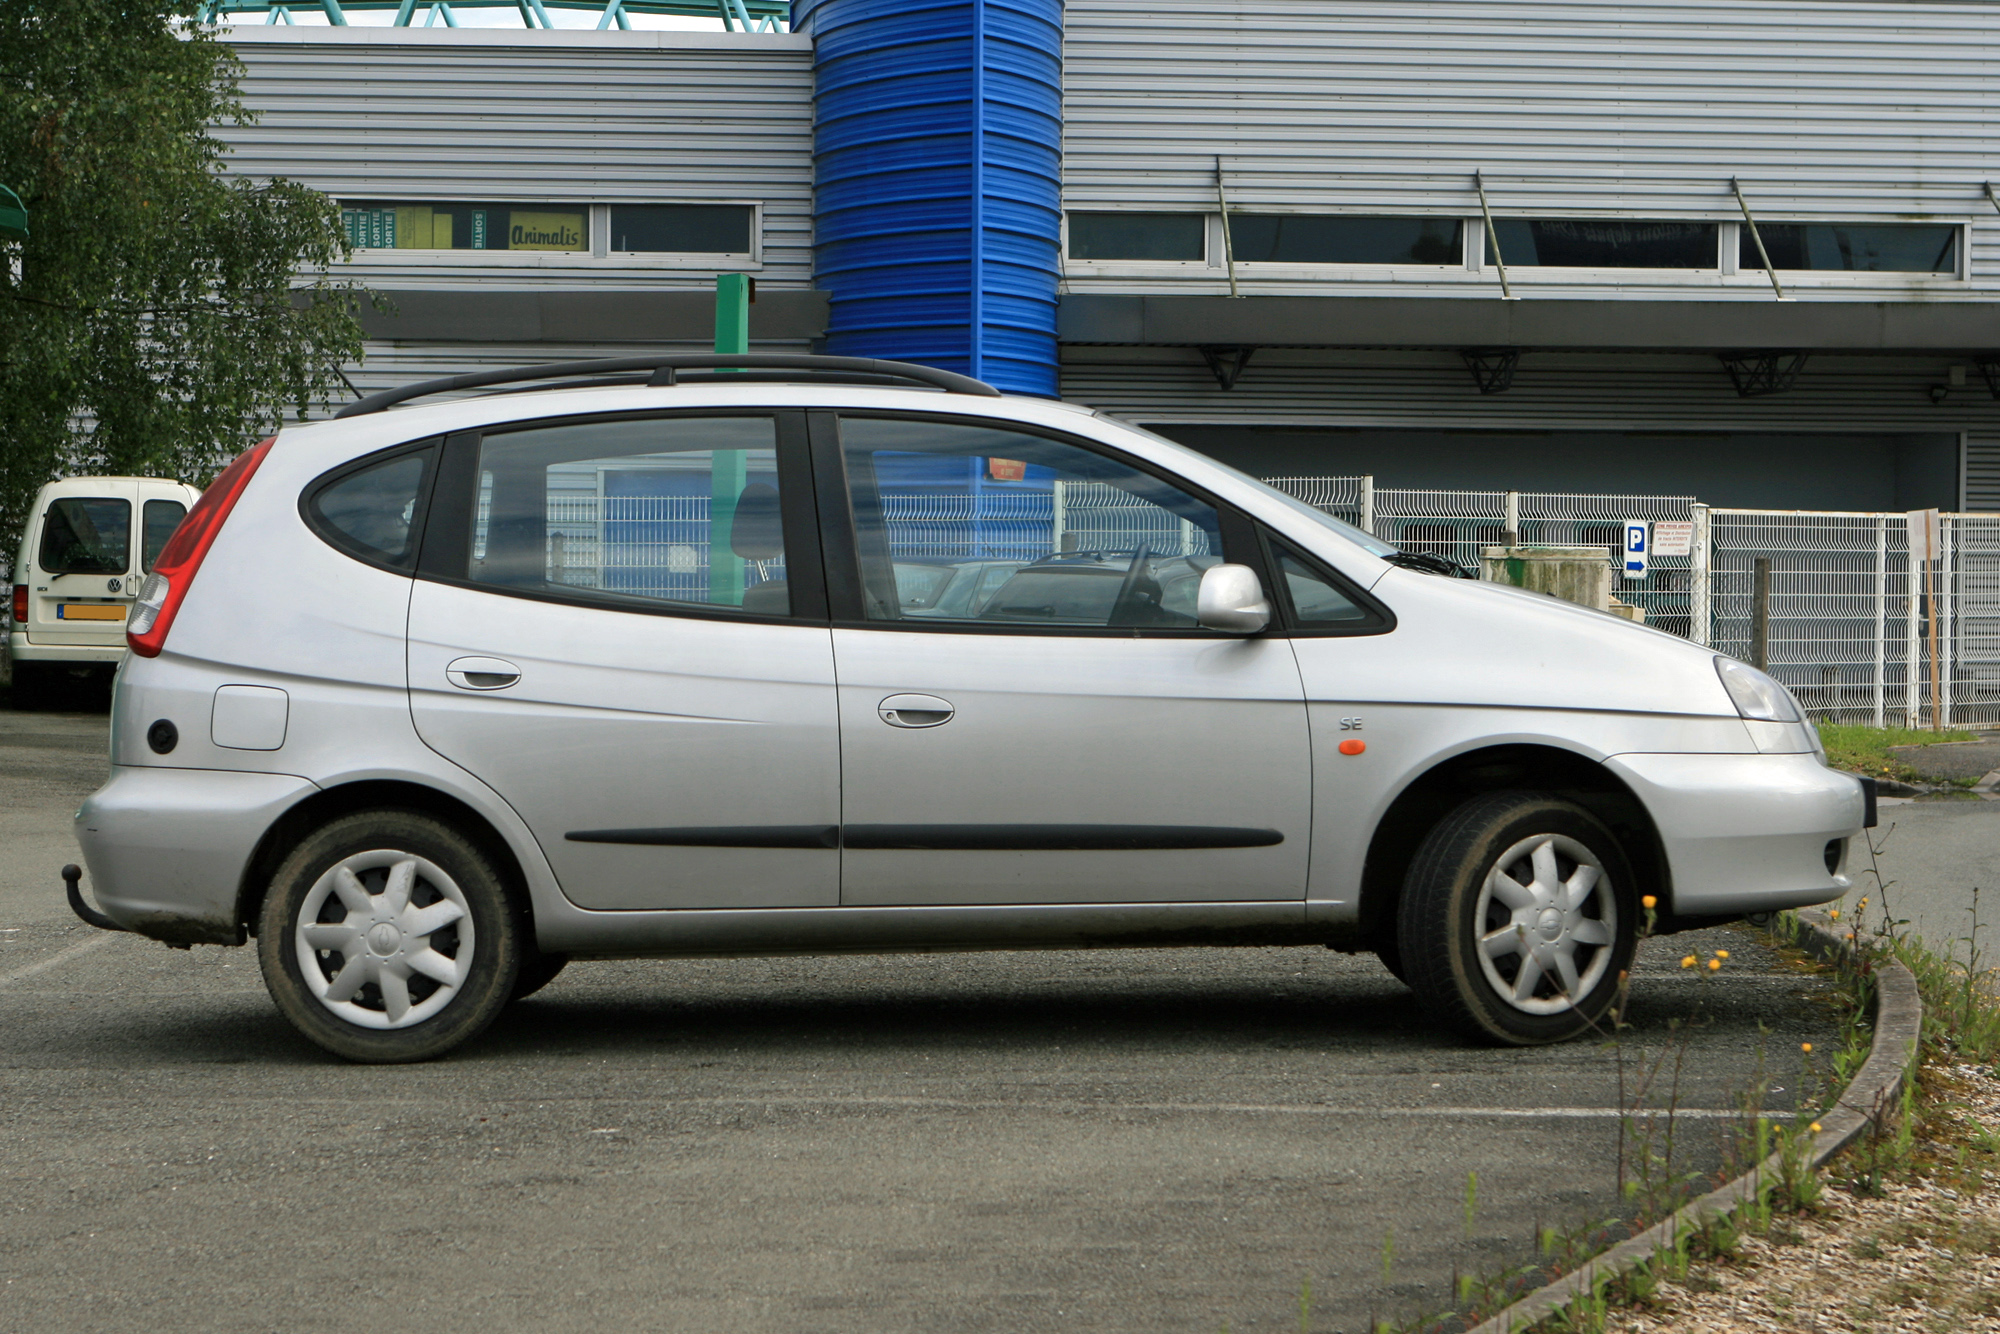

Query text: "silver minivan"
[71, 356, 1866, 1062]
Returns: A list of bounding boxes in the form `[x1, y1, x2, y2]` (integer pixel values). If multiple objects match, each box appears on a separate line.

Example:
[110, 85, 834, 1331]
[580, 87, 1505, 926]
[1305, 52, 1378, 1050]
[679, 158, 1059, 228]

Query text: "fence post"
[1504, 489, 1520, 545]
[1751, 557, 1772, 670]
[1360, 474, 1376, 536]
[1873, 515, 1887, 729]
[1689, 503, 1711, 647]
[1905, 532, 1921, 729]
[1938, 518, 1954, 729]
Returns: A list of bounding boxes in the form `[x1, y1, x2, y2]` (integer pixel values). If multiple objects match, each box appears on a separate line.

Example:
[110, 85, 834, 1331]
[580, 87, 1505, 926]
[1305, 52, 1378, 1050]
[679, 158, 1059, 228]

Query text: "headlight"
[1714, 657, 1800, 722]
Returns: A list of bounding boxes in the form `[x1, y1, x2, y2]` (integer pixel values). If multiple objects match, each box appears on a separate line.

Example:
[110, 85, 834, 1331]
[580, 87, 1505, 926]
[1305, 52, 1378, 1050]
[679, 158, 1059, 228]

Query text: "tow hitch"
[62, 863, 127, 933]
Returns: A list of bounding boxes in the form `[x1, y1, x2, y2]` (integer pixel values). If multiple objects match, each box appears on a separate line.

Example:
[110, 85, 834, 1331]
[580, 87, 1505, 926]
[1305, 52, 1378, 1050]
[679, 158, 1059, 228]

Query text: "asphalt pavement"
[1860, 795, 2000, 970]
[1, 711, 1841, 1334]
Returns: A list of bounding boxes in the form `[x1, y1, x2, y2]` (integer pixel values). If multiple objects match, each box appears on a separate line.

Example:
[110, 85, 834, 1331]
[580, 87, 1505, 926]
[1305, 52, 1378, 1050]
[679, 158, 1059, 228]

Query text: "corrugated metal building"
[217, 1, 2000, 509]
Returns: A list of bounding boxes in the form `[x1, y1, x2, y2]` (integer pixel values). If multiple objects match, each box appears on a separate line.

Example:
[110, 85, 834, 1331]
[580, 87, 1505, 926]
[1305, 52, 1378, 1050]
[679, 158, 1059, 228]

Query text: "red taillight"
[10, 584, 24, 625]
[127, 437, 276, 658]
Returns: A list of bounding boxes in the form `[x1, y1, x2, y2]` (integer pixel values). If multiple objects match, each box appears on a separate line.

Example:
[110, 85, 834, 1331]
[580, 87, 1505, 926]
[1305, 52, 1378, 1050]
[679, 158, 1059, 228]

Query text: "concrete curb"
[1463, 909, 1924, 1334]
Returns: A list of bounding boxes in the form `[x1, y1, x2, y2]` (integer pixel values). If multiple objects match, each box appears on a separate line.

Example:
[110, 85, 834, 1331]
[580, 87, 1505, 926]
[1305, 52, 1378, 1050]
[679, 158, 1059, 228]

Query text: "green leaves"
[0, 0, 370, 571]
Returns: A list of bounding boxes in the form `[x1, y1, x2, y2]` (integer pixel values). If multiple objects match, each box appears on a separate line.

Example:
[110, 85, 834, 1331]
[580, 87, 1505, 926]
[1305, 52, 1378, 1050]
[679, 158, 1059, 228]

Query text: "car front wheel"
[1398, 791, 1638, 1045]
[257, 810, 521, 1063]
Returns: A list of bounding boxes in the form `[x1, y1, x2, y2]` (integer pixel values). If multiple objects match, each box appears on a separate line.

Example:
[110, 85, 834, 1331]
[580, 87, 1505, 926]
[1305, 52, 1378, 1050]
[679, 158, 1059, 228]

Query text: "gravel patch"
[1609, 1061, 2000, 1333]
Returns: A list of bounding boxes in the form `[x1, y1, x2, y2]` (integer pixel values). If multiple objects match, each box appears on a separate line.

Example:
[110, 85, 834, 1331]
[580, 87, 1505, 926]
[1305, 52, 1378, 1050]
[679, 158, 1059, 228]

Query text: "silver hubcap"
[295, 850, 473, 1030]
[1474, 833, 1617, 1016]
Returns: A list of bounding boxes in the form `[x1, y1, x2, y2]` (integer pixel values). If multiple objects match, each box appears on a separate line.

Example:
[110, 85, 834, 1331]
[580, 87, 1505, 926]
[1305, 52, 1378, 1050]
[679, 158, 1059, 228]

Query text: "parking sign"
[1623, 521, 1650, 578]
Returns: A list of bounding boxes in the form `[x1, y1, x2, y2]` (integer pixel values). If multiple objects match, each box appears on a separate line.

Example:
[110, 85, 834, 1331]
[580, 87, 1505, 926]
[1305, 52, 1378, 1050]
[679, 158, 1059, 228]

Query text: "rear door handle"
[878, 693, 954, 728]
[446, 656, 521, 691]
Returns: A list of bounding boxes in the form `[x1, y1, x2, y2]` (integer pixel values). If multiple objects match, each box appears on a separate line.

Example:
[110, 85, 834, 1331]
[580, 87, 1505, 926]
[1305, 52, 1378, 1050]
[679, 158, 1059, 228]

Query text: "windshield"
[1089, 414, 1398, 559]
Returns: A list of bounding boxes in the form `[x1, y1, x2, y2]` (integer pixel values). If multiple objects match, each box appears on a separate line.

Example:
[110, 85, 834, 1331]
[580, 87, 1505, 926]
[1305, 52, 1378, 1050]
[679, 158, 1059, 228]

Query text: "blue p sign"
[1623, 522, 1650, 578]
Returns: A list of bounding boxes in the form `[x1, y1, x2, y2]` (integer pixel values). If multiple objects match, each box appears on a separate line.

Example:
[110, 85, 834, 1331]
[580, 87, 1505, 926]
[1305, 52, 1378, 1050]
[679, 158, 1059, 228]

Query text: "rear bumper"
[9, 632, 125, 665]
[74, 765, 316, 946]
[1606, 751, 1866, 916]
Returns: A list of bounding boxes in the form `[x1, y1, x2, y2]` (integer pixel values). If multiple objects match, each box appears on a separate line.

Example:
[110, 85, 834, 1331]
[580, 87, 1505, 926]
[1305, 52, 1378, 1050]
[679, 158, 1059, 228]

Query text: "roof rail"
[332, 354, 1002, 419]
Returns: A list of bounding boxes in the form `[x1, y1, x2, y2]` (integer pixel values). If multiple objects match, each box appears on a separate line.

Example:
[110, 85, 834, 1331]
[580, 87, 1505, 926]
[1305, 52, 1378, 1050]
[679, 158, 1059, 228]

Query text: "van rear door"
[25, 482, 137, 646]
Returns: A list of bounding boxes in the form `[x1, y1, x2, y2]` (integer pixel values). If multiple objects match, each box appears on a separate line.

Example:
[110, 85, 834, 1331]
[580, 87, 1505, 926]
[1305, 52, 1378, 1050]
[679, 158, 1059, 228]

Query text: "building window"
[1742, 223, 1958, 273]
[1067, 213, 1206, 262]
[1492, 220, 1718, 269]
[608, 205, 755, 254]
[1228, 215, 1462, 265]
[341, 202, 589, 252]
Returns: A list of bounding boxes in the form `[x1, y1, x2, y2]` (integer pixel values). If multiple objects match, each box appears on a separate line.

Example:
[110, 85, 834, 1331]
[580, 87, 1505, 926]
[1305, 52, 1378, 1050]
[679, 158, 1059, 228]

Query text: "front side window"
[839, 417, 1224, 630]
[308, 449, 434, 570]
[38, 498, 130, 575]
[1067, 212, 1206, 262]
[341, 201, 588, 252]
[609, 205, 753, 254]
[141, 499, 186, 573]
[1743, 223, 1958, 274]
[1270, 538, 1380, 630]
[1493, 219, 1717, 269]
[1230, 215, 1462, 265]
[472, 417, 789, 616]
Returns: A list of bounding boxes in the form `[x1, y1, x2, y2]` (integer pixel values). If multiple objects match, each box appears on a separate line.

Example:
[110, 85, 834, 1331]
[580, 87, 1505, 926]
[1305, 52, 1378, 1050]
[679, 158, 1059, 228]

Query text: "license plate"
[56, 604, 126, 621]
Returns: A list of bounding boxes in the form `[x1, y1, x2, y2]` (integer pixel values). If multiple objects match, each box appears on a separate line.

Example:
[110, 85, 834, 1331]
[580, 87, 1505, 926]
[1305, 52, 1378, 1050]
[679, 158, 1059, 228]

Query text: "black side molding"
[842, 825, 1283, 851]
[1859, 775, 1878, 829]
[564, 825, 1283, 852]
[567, 826, 840, 850]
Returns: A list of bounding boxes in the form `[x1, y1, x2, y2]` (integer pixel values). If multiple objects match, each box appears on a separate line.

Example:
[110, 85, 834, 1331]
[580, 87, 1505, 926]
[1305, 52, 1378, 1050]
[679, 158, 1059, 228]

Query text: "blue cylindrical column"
[801, 0, 1062, 397]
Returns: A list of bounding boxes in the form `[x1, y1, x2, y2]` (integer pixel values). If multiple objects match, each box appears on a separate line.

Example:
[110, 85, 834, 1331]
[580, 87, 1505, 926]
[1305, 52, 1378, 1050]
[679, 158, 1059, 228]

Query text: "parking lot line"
[0, 933, 112, 989]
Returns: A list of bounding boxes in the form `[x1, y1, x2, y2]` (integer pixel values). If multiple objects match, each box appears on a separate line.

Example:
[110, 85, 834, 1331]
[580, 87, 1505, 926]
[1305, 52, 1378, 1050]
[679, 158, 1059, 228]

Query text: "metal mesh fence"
[1264, 475, 1696, 636]
[1709, 509, 2000, 728]
[1262, 472, 2000, 726]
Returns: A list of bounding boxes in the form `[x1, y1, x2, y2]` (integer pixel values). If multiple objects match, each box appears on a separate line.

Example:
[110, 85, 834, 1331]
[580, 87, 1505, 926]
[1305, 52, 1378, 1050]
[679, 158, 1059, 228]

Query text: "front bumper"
[1607, 751, 1866, 916]
[75, 765, 317, 945]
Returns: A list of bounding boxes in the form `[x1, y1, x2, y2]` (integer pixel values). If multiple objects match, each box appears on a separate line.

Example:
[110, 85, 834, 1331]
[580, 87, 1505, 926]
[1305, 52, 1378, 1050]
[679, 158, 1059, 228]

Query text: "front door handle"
[878, 693, 954, 728]
[446, 656, 521, 691]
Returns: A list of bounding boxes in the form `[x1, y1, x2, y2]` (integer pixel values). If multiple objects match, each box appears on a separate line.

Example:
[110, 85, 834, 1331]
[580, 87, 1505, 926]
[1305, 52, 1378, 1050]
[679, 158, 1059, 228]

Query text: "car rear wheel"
[1398, 791, 1637, 1045]
[257, 810, 521, 1063]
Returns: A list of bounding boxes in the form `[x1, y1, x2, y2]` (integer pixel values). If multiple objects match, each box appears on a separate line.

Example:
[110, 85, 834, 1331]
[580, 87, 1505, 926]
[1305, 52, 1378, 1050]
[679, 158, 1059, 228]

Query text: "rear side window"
[469, 416, 793, 616]
[39, 498, 131, 575]
[141, 499, 186, 573]
[305, 446, 436, 570]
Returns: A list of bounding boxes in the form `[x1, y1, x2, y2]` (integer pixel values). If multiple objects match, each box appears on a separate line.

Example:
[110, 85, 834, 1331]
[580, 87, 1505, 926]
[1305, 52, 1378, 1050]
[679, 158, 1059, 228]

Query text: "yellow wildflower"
[1641, 895, 1657, 910]
[1708, 958, 1721, 971]
[1681, 956, 1697, 969]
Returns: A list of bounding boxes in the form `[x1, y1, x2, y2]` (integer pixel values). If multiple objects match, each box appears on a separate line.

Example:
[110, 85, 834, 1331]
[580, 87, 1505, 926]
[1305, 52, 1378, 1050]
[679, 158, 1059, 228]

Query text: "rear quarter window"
[303, 445, 437, 571]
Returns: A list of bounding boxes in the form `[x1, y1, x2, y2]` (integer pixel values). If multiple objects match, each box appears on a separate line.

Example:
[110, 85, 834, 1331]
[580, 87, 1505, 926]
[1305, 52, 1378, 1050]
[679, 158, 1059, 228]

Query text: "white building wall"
[219, 27, 816, 291]
[1062, 0, 2000, 300]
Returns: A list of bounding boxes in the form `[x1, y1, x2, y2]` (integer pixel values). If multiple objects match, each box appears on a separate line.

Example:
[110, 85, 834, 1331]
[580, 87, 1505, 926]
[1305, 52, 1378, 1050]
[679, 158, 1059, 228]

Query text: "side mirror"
[1196, 563, 1271, 634]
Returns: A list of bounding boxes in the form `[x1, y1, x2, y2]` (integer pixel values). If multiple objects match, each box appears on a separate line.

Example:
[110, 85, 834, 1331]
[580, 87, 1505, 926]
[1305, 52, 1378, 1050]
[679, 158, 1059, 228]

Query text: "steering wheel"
[1108, 544, 1153, 625]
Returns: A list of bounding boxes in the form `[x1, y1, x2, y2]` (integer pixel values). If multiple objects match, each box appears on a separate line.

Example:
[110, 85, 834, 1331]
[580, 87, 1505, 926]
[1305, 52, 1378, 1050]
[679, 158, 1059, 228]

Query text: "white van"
[9, 476, 201, 708]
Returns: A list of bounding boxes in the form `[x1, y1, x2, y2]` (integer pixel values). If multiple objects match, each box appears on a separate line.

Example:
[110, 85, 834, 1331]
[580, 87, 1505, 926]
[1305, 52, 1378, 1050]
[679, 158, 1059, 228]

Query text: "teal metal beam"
[319, 0, 349, 22]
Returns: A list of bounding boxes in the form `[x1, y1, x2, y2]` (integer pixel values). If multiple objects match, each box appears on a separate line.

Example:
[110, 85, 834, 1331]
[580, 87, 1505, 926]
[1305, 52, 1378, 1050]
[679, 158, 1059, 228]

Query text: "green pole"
[709, 274, 751, 605]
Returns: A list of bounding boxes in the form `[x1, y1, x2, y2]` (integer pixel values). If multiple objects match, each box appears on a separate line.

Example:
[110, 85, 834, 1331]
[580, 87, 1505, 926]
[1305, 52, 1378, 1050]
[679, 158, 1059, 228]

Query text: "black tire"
[1368, 922, 1410, 987]
[257, 809, 521, 1063]
[1397, 791, 1638, 1045]
[511, 950, 569, 1002]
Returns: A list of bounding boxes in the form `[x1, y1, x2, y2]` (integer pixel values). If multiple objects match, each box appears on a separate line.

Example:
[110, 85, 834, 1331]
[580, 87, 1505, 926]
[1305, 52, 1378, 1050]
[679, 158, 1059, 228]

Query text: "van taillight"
[127, 437, 275, 659]
[10, 585, 23, 625]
